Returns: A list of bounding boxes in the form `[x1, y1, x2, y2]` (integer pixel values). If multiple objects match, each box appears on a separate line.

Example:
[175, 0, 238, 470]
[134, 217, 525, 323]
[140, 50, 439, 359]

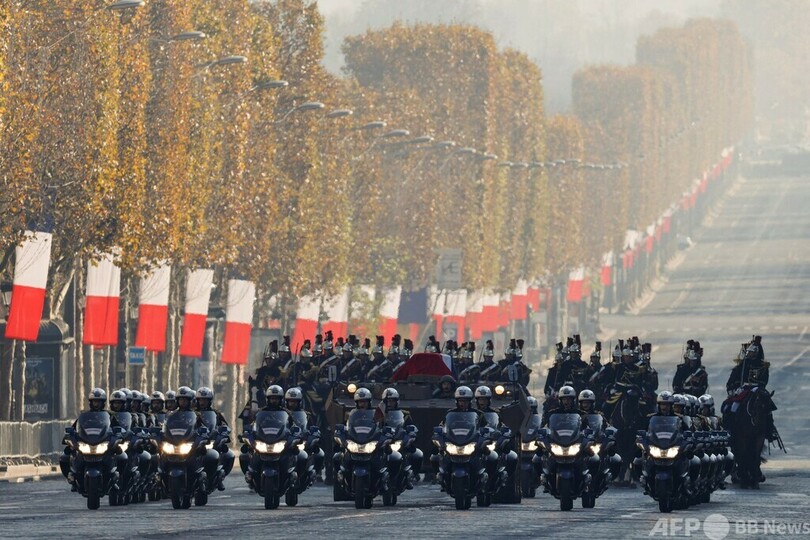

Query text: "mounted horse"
[605, 382, 647, 486]
[723, 385, 777, 489]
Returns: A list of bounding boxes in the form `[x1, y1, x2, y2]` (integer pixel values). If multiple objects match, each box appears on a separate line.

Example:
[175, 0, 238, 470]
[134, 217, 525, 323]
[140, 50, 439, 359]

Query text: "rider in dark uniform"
[726, 336, 769, 392]
[673, 343, 708, 396]
[542, 385, 581, 426]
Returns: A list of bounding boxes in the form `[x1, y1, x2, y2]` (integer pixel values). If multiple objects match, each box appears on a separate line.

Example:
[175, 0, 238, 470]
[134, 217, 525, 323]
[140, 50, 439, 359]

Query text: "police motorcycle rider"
[241, 340, 285, 428]
[192, 387, 233, 492]
[164, 390, 178, 413]
[672, 394, 694, 430]
[375, 388, 422, 488]
[149, 391, 167, 427]
[285, 387, 324, 483]
[130, 391, 147, 427]
[698, 394, 721, 430]
[578, 389, 608, 425]
[138, 392, 155, 428]
[239, 385, 294, 482]
[431, 387, 486, 479]
[646, 391, 682, 424]
[541, 385, 582, 427]
[60, 388, 109, 489]
[673, 342, 708, 397]
[474, 385, 518, 499]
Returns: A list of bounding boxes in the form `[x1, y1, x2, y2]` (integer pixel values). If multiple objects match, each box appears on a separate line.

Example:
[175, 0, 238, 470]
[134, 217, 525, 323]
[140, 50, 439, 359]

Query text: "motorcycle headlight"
[297, 442, 306, 452]
[446, 443, 476, 456]
[550, 443, 581, 457]
[521, 441, 538, 452]
[346, 440, 378, 454]
[254, 440, 286, 454]
[649, 446, 679, 459]
[78, 442, 109, 455]
[162, 441, 193, 455]
[390, 441, 402, 453]
[485, 441, 497, 452]
[590, 444, 601, 456]
[205, 441, 215, 450]
[117, 441, 129, 453]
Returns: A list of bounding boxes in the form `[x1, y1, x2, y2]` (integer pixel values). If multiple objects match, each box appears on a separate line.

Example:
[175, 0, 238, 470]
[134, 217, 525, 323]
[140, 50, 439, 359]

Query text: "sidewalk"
[0, 463, 60, 483]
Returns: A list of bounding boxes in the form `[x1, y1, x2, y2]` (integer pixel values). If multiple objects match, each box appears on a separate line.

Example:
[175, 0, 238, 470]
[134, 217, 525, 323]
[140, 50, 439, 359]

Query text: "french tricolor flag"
[178, 269, 213, 358]
[5, 231, 52, 341]
[290, 294, 320, 351]
[349, 285, 375, 336]
[135, 262, 171, 352]
[444, 289, 467, 341]
[322, 288, 349, 339]
[83, 252, 121, 346]
[566, 267, 585, 303]
[510, 279, 529, 321]
[221, 279, 255, 365]
[482, 291, 500, 333]
[378, 286, 401, 340]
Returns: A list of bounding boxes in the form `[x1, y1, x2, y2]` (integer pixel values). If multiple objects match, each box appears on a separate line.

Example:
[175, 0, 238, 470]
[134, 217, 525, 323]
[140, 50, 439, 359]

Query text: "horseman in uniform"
[723, 336, 777, 441]
[673, 341, 708, 396]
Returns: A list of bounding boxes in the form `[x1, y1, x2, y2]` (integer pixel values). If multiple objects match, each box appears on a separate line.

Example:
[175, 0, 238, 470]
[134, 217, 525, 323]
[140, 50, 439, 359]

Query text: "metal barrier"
[0, 420, 72, 461]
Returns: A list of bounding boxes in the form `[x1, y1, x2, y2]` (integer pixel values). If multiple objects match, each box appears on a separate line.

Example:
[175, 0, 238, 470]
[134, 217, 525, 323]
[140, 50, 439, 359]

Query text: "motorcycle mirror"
[64, 427, 75, 435]
[291, 426, 302, 437]
[112, 426, 125, 436]
[197, 427, 210, 436]
[382, 426, 395, 437]
[433, 426, 442, 436]
[406, 425, 418, 434]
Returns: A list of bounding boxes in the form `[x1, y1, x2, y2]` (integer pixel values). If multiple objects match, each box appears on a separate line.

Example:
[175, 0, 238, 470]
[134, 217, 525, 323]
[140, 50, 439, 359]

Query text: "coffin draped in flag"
[84, 252, 121, 346]
[5, 231, 52, 341]
[443, 289, 467, 342]
[135, 262, 171, 352]
[378, 286, 401, 340]
[391, 352, 453, 382]
[179, 269, 214, 358]
[290, 294, 320, 351]
[221, 279, 255, 365]
[322, 288, 349, 339]
[566, 267, 585, 303]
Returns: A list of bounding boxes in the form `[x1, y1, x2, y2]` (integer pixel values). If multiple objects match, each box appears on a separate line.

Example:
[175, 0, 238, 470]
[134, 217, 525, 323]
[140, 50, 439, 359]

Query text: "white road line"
[785, 346, 810, 369]
[789, 326, 799, 331]
[799, 326, 808, 342]
[775, 326, 785, 330]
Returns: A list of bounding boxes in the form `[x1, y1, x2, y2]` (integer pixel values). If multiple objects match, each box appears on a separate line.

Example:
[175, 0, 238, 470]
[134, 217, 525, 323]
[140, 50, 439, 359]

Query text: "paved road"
[3, 172, 809, 539]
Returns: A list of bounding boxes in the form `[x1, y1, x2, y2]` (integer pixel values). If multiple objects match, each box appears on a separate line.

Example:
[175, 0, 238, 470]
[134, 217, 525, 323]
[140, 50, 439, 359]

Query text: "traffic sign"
[128, 346, 146, 365]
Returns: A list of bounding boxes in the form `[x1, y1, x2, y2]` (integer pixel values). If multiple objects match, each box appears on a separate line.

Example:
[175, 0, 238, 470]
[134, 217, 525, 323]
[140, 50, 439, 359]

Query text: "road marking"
[799, 326, 808, 342]
[775, 326, 785, 330]
[785, 346, 810, 369]
[789, 326, 799, 331]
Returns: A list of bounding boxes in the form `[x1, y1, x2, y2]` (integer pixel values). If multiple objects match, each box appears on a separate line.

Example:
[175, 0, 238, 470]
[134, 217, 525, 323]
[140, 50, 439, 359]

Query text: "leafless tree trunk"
[0, 339, 13, 420]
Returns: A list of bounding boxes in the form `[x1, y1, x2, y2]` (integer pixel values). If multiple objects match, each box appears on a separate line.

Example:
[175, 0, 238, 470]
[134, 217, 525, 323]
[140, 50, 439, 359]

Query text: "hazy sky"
[315, 0, 721, 112]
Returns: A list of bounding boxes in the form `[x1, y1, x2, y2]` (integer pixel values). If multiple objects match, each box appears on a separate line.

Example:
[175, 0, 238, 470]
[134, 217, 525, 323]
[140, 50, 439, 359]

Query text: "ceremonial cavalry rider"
[673, 341, 708, 396]
[562, 335, 590, 394]
[723, 336, 777, 441]
[241, 339, 284, 427]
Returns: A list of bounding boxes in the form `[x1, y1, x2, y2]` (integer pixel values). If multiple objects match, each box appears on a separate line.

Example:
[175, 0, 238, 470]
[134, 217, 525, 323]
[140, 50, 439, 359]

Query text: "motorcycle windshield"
[582, 414, 604, 433]
[648, 416, 682, 448]
[290, 410, 308, 430]
[549, 413, 582, 445]
[199, 410, 218, 431]
[481, 411, 500, 428]
[164, 411, 197, 444]
[525, 414, 542, 438]
[112, 411, 133, 432]
[77, 412, 111, 445]
[347, 410, 378, 444]
[254, 411, 290, 443]
[443, 412, 478, 445]
[385, 410, 405, 429]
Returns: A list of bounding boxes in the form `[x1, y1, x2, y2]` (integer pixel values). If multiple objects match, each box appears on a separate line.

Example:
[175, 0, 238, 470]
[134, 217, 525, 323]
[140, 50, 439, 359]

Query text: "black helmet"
[88, 388, 107, 411]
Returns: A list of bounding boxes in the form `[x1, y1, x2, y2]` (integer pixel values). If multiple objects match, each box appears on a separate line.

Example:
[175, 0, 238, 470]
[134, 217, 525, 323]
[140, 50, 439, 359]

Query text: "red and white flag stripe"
[566, 267, 585, 303]
[5, 231, 52, 341]
[322, 288, 349, 339]
[135, 262, 171, 352]
[378, 286, 401, 340]
[290, 294, 321, 351]
[221, 279, 255, 365]
[179, 269, 213, 358]
[482, 291, 500, 333]
[84, 252, 121, 346]
[466, 289, 484, 340]
[510, 279, 529, 321]
[601, 251, 613, 286]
